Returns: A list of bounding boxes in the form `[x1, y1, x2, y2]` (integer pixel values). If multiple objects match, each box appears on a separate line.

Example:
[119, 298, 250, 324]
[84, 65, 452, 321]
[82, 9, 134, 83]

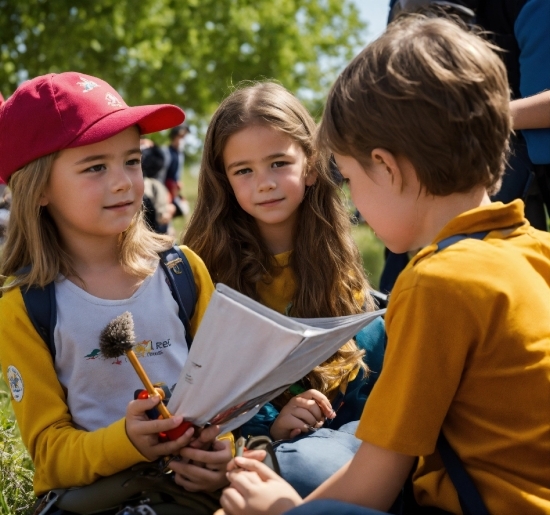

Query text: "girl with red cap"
[0, 73, 232, 509]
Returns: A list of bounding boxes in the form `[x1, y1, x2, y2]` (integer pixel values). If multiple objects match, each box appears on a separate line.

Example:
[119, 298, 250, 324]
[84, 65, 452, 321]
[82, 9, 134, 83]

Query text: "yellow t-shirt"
[255, 250, 294, 314]
[356, 201, 550, 514]
[255, 250, 360, 396]
[255, 250, 366, 314]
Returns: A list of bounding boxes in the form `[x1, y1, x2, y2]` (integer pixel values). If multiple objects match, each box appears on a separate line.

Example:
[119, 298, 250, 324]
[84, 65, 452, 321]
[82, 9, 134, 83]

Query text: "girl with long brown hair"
[184, 81, 385, 496]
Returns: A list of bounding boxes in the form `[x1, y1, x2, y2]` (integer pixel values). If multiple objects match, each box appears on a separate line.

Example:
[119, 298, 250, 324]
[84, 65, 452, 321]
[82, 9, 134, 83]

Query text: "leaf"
[0, 0, 367, 121]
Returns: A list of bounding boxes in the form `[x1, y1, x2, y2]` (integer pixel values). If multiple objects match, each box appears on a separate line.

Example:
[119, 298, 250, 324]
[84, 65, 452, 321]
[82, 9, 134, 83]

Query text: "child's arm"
[179, 245, 215, 337]
[0, 284, 223, 495]
[0, 288, 151, 494]
[270, 390, 335, 440]
[305, 441, 414, 509]
[221, 442, 414, 515]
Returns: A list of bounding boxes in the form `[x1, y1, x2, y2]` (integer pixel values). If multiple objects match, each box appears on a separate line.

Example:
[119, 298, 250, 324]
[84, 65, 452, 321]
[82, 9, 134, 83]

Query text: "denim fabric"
[274, 421, 362, 497]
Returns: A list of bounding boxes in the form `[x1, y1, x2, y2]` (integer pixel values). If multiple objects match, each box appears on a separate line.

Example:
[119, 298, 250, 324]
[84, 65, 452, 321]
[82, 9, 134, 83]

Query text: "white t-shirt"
[54, 264, 188, 431]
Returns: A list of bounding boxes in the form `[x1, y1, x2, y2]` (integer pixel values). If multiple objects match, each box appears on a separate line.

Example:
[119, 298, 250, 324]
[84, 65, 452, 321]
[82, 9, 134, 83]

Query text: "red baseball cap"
[0, 72, 185, 184]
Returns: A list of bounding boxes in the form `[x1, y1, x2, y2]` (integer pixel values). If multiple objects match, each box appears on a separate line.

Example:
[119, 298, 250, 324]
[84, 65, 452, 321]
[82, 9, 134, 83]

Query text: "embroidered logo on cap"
[7, 365, 24, 402]
[105, 93, 123, 108]
[77, 77, 99, 93]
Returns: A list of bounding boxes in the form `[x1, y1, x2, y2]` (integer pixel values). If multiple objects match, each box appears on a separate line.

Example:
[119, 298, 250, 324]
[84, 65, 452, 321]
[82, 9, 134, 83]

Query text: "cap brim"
[68, 104, 185, 148]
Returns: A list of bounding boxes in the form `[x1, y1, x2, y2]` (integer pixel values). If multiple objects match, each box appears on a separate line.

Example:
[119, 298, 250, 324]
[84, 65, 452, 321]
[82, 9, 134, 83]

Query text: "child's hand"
[171, 438, 233, 492]
[125, 395, 195, 461]
[221, 457, 302, 515]
[188, 423, 222, 449]
[270, 389, 335, 441]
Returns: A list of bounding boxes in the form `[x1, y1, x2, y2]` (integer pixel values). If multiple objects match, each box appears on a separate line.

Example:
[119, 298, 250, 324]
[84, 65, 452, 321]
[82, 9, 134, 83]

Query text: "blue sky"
[352, 0, 390, 44]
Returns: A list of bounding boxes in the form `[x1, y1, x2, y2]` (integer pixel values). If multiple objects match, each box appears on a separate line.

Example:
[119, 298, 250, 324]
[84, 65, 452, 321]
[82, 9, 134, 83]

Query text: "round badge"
[7, 365, 24, 402]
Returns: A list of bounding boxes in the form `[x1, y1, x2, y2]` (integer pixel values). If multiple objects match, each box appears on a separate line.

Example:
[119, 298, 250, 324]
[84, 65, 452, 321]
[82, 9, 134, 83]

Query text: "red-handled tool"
[136, 389, 197, 441]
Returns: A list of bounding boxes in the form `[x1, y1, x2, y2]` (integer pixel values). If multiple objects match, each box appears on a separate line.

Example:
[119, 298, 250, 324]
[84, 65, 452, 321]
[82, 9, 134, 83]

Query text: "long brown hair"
[1, 154, 173, 292]
[184, 81, 374, 394]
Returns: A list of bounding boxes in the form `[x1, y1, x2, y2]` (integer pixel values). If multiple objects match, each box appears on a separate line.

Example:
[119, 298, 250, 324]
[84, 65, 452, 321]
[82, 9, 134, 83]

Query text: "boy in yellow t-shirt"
[217, 15, 550, 515]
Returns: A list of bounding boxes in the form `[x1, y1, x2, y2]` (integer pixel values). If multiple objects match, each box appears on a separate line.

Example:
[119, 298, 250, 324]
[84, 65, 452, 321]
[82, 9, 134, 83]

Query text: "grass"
[351, 223, 384, 290]
[0, 378, 35, 515]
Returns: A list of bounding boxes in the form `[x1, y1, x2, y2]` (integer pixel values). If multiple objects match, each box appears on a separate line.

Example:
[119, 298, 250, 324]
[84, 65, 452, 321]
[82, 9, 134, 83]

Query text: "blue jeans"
[274, 421, 362, 497]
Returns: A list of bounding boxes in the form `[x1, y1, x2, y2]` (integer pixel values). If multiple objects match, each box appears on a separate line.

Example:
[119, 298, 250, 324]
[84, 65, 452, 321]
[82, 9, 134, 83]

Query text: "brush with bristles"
[99, 311, 172, 420]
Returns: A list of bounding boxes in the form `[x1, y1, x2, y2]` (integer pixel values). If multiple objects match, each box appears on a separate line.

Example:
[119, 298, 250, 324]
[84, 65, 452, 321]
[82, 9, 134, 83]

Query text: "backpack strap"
[18, 269, 58, 360]
[437, 433, 490, 515]
[435, 230, 490, 252]
[18, 246, 197, 362]
[158, 246, 196, 351]
[431, 230, 491, 515]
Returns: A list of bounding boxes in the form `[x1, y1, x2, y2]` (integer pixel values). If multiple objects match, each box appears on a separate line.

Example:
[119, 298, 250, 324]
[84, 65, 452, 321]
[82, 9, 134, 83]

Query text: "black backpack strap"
[20, 282, 57, 360]
[430, 231, 492, 514]
[437, 433, 489, 515]
[435, 230, 490, 252]
[158, 246, 196, 350]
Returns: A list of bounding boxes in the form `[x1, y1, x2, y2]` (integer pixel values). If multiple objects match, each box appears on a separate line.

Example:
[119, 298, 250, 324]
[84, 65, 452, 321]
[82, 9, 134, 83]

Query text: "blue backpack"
[19, 246, 197, 358]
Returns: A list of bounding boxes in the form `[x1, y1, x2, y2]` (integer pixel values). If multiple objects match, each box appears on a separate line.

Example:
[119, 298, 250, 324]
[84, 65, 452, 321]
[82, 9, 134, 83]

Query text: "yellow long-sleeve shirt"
[0, 246, 215, 495]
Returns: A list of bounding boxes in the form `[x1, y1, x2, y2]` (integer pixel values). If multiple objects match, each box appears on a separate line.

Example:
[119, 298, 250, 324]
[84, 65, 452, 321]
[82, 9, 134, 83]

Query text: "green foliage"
[351, 223, 384, 290]
[0, 0, 366, 119]
[0, 378, 34, 515]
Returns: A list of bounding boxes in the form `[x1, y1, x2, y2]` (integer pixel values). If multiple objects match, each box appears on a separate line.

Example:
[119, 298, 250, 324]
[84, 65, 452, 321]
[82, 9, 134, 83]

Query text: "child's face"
[223, 125, 315, 240]
[334, 152, 426, 254]
[40, 127, 144, 245]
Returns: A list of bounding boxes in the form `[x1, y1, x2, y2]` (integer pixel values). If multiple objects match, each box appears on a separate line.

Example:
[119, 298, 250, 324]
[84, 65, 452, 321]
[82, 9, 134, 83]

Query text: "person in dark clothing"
[162, 124, 191, 218]
[140, 138, 176, 234]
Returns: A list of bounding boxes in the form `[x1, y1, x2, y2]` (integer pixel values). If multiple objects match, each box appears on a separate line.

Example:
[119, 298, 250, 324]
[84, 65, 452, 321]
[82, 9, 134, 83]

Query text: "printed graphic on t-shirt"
[85, 349, 101, 360]
[134, 340, 153, 356]
[83, 337, 173, 363]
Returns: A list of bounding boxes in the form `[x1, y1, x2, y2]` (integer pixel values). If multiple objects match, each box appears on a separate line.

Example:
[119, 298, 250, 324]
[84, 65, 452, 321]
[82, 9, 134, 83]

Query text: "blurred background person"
[140, 137, 177, 235]
[162, 124, 191, 219]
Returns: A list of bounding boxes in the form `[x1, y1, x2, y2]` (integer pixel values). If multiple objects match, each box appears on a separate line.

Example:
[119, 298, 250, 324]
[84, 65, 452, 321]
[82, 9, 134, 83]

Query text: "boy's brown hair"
[318, 15, 511, 196]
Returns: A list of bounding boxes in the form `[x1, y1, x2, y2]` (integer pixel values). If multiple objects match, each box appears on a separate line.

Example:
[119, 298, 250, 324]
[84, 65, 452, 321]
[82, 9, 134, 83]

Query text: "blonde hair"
[0, 153, 173, 292]
[318, 15, 511, 196]
[184, 81, 374, 395]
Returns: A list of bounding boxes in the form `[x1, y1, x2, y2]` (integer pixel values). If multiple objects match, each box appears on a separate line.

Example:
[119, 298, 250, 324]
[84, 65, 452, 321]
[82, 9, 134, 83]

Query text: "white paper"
[167, 283, 385, 433]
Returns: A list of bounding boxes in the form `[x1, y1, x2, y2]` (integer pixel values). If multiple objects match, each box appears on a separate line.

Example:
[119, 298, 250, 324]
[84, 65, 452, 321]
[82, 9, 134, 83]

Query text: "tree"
[0, 0, 366, 119]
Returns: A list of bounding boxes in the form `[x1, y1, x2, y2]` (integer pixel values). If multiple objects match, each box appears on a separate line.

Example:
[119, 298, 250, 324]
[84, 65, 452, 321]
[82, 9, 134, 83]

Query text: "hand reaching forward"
[221, 457, 303, 515]
[270, 389, 335, 440]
